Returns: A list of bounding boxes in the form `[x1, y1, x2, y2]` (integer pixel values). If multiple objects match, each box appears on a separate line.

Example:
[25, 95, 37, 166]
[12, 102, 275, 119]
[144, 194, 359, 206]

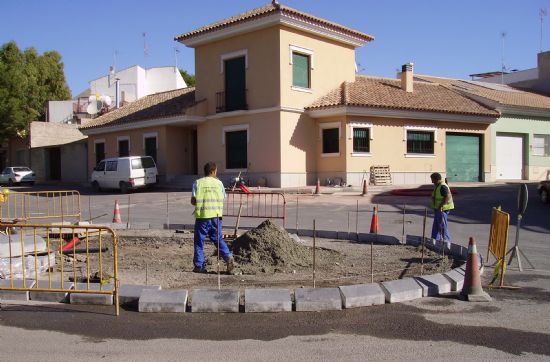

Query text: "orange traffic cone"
[361, 179, 368, 197]
[112, 200, 122, 223]
[314, 179, 321, 196]
[461, 237, 491, 302]
[370, 205, 380, 234]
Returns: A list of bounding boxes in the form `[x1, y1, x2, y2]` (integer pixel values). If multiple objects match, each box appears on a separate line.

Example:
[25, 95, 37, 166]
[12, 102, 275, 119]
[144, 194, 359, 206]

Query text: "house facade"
[80, 88, 205, 183]
[174, 3, 499, 186]
[417, 75, 550, 181]
[80, 2, 510, 187]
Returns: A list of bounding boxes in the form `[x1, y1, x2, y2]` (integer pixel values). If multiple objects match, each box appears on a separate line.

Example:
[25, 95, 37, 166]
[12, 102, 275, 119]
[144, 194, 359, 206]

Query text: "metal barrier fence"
[0, 190, 81, 223]
[0, 223, 119, 316]
[225, 192, 287, 227]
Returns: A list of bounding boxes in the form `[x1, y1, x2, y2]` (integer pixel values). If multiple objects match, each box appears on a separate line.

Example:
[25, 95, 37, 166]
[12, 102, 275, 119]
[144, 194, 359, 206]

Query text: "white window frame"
[143, 132, 158, 150]
[220, 49, 248, 74]
[404, 126, 437, 157]
[320, 122, 341, 157]
[223, 124, 249, 172]
[117, 136, 130, 155]
[349, 122, 373, 157]
[532, 134, 549, 156]
[290, 45, 314, 92]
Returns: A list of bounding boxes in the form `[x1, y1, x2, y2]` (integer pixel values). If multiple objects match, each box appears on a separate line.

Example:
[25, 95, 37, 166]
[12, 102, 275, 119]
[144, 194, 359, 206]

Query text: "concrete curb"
[0, 233, 471, 313]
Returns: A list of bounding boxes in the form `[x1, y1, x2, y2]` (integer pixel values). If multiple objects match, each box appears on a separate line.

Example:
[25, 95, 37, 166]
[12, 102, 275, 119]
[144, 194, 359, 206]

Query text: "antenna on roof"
[174, 47, 180, 71]
[541, 8, 548, 53]
[500, 31, 507, 85]
[143, 32, 149, 67]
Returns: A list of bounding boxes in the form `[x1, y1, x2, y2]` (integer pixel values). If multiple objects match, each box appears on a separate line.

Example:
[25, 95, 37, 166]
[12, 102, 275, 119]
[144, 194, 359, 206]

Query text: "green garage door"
[446, 134, 481, 182]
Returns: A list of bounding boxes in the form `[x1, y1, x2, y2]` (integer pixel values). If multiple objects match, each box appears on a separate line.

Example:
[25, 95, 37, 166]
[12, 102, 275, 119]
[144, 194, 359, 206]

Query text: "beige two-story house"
[81, 2, 500, 187]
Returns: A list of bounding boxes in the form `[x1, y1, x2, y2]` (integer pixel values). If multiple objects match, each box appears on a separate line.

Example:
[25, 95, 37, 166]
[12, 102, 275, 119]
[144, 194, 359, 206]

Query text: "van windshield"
[131, 157, 156, 170]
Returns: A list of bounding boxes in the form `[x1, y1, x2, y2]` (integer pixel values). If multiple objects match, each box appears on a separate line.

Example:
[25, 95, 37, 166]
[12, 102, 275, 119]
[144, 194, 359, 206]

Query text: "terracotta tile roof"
[306, 76, 498, 117]
[79, 88, 196, 131]
[416, 75, 550, 110]
[175, 3, 373, 43]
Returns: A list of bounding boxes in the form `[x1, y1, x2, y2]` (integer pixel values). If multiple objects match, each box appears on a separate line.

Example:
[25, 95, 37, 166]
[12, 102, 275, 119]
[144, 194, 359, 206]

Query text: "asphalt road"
[1, 182, 549, 360]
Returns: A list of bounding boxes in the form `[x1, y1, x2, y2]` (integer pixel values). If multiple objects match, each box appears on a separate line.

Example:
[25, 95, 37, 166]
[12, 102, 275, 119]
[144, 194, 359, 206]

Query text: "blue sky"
[1, 0, 549, 96]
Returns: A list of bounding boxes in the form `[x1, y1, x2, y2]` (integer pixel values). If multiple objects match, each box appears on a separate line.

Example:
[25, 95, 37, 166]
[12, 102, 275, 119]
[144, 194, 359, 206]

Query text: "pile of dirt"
[231, 220, 333, 271]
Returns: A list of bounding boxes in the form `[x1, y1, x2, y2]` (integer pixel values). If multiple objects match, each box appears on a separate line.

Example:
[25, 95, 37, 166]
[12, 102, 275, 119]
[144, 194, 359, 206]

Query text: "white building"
[472, 51, 550, 95]
[47, 65, 187, 124]
[88, 65, 187, 106]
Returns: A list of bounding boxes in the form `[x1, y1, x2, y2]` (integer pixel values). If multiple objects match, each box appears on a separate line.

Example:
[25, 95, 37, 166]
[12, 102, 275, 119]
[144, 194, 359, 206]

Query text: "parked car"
[538, 180, 550, 204]
[91, 156, 158, 193]
[0, 167, 36, 186]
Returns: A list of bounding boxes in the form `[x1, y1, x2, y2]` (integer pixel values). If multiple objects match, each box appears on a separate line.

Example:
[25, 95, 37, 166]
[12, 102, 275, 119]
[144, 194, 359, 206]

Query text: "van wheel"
[91, 181, 101, 192]
[119, 182, 129, 194]
[541, 188, 549, 204]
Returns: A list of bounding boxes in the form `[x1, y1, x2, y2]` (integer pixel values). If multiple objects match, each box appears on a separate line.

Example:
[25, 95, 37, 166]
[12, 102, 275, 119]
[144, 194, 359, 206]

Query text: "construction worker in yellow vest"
[430, 172, 454, 248]
[191, 162, 234, 274]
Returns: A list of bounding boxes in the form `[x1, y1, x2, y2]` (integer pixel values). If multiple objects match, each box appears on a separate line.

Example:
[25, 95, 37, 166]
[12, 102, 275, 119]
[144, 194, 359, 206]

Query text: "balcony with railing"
[216, 90, 248, 113]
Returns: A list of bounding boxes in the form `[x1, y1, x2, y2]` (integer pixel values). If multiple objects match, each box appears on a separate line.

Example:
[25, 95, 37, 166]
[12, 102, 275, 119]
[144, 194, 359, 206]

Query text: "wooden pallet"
[369, 165, 392, 185]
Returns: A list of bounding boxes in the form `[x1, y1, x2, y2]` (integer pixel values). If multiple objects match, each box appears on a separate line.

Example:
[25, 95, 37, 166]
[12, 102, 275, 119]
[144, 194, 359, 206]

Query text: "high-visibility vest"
[431, 182, 454, 211]
[194, 176, 224, 219]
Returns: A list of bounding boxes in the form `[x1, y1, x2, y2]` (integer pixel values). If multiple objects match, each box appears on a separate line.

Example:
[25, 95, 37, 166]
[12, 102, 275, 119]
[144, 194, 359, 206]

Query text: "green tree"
[179, 69, 196, 87]
[0, 41, 71, 143]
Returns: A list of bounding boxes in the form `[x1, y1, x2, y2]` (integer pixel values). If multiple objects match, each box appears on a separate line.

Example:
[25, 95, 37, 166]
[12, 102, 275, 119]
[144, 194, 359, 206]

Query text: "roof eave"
[80, 115, 206, 136]
[176, 12, 372, 48]
[499, 105, 550, 118]
[307, 105, 498, 124]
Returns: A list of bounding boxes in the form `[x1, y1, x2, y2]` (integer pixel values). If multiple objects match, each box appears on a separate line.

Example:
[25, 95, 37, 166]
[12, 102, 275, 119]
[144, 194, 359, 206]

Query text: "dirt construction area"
[62, 220, 457, 290]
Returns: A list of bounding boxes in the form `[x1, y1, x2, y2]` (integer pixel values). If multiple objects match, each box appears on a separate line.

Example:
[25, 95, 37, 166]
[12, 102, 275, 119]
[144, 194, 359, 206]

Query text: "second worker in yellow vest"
[430, 172, 454, 246]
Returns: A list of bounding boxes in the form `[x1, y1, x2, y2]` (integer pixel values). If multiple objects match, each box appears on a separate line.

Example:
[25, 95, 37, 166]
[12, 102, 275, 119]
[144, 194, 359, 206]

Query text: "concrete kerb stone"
[0, 279, 36, 301]
[380, 278, 423, 303]
[69, 283, 114, 305]
[358, 233, 400, 245]
[29, 280, 74, 303]
[244, 288, 292, 313]
[339, 283, 385, 308]
[450, 243, 468, 261]
[139, 289, 187, 313]
[295, 288, 342, 311]
[191, 289, 239, 313]
[119, 284, 162, 306]
[414, 274, 452, 297]
[443, 268, 465, 291]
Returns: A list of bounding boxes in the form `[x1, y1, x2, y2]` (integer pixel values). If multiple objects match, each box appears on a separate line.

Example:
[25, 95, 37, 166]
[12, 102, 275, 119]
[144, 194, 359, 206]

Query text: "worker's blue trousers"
[193, 217, 232, 268]
[431, 209, 451, 243]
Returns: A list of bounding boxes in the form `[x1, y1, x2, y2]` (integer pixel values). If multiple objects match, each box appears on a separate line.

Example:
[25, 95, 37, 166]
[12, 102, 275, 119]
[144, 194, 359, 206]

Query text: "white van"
[91, 156, 158, 193]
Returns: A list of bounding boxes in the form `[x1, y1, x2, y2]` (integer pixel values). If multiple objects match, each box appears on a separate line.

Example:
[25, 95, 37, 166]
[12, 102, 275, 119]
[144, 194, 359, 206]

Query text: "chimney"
[400, 63, 414, 93]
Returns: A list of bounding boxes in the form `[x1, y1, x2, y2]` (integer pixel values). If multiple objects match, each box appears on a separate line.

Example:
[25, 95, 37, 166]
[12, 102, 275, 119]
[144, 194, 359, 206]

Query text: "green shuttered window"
[292, 52, 310, 88]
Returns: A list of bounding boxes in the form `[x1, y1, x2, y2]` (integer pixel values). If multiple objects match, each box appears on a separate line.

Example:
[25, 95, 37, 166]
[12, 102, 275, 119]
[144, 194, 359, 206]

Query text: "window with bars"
[532, 134, 549, 156]
[407, 130, 434, 154]
[353, 128, 370, 153]
[322, 128, 339, 154]
[292, 52, 310, 89]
